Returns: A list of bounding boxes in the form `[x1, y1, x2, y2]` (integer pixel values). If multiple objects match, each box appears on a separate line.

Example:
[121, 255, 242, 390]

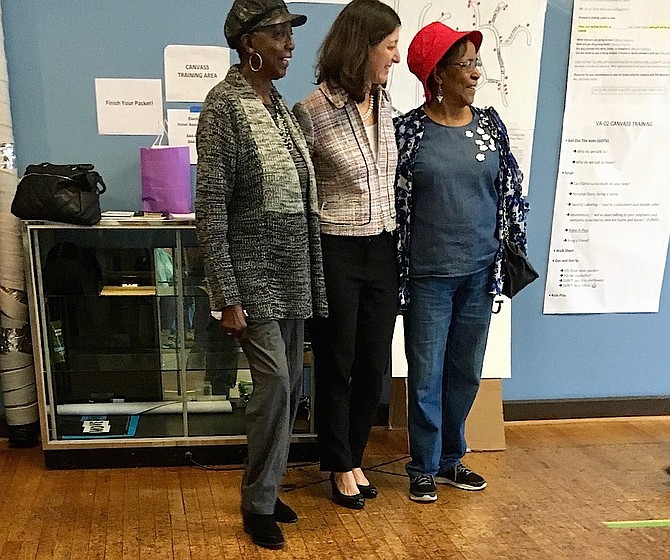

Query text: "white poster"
[391, 297, 511, 379]
[164, 45, 230, 102]
[167, 108, 200, 164]
[95, 78, 163, 135]
[391, 316, 407, 378]
[482, 298, 511, 379]
[544, 1, 670, 314]
[389, 0, 545, 379]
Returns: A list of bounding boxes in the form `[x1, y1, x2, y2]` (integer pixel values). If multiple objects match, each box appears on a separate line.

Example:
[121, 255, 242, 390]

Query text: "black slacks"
[310, 231, 397, 471]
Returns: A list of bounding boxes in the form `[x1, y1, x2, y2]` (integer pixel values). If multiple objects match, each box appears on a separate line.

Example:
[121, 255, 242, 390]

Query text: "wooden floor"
[0, 417, 669, 559]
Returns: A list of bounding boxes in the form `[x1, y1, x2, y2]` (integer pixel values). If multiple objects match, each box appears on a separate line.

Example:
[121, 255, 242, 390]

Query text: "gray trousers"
[239, 319, 304, 515]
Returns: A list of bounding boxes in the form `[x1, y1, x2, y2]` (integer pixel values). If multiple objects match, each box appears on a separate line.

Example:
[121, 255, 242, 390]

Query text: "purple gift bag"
[140, 145, 192, 214]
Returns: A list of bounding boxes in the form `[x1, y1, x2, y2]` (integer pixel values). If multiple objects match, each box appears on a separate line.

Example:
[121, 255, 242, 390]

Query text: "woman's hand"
[220, 304, 247, 340]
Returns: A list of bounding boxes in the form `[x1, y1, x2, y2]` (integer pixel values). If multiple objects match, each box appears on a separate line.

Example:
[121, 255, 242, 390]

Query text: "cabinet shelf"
[23, 221, 316, 468]
[100, 285, 157, 296]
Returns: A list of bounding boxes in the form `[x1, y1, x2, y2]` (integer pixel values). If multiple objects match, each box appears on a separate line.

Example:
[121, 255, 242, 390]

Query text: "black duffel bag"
[11, 162, 106, 226]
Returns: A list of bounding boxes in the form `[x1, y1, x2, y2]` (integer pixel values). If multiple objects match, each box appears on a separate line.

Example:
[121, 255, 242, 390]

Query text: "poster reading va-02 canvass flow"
[544, 0, 670, 314]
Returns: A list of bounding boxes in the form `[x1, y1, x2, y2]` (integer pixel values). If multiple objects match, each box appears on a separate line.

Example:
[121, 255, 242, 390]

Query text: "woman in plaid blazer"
[293, 0, 401, 510]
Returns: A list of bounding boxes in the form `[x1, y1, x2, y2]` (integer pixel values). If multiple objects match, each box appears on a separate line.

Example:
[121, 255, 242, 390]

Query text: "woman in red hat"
[293, 0, 401, 510]
[395, 22, 530, 502]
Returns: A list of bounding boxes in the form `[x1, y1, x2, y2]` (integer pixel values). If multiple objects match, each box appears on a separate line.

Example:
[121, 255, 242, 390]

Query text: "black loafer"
[330, 473, 365, 510]
[274, 497, 298, 523]
[357, 482, 378, 499]
[242, 509, 285, 550]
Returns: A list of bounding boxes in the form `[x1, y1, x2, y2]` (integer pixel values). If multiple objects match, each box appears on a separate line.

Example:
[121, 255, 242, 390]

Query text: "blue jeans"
[405, 269, 493, 477]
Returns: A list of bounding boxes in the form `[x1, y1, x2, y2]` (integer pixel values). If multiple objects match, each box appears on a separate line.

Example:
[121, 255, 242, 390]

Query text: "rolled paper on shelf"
[53, 400, 233, 416]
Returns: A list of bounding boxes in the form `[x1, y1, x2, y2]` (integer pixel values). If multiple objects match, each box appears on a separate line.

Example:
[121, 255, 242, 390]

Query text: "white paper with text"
[544, 0, 670, 314]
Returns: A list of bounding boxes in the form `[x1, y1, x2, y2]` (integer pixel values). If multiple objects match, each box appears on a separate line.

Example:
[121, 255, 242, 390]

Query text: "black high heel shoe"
[330, 473, 365, 510]
[356, 481, 378, 499]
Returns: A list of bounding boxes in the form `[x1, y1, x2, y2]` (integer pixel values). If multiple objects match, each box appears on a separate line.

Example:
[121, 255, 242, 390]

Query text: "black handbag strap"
[88, 171, 107, 194]
[499, 169, 511, 243]
[23, 162, 106, 194]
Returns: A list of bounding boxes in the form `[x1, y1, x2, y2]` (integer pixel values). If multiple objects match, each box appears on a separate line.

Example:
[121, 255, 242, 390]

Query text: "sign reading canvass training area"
[164, 44, 230, 102]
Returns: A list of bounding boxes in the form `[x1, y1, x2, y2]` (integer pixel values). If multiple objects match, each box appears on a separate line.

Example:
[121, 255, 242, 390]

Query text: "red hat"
[407, 21, 483, 102]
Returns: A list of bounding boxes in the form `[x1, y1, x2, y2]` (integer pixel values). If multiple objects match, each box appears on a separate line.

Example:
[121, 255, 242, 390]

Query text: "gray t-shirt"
[410, 114, 500, 277]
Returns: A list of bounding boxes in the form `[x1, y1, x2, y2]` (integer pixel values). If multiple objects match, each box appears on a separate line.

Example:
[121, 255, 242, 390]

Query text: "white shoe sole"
[409, 493, 437, 502]
[434, 476, 487, 491]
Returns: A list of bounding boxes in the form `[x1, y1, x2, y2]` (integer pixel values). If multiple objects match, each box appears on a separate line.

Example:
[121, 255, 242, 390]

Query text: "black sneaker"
[409, 474, 437, 502]
[435, 463, 487, 491]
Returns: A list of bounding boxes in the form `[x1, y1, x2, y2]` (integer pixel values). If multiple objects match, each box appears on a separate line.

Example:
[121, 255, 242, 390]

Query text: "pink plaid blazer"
[293, 82, 397, 236]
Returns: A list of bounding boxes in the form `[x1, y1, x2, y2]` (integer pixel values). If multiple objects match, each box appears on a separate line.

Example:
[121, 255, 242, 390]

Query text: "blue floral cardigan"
[394, 105, 529, 309]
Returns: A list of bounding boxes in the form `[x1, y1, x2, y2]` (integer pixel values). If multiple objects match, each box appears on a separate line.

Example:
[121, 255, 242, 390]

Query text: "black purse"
[11, 162, 106, 226]
[500, 194, 538, 298]
[501, 237, 539, 298]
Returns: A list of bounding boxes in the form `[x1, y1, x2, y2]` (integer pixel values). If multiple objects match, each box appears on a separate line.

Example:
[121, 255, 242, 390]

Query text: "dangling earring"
[249, 52, 263, 72]
[436, 83, 444, 104]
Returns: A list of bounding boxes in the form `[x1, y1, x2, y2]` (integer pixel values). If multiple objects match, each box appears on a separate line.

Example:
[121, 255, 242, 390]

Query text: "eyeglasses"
[447, 57, 482, 72]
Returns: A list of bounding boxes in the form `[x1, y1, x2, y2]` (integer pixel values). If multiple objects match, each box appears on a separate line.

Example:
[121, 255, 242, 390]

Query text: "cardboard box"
[465, 378, 506, 451]
[388, 377, 409, 430]
[387, 378, 506, 451]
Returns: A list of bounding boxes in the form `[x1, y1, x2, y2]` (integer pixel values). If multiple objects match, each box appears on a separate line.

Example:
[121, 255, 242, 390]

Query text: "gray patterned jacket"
[195, 66, 327, 320]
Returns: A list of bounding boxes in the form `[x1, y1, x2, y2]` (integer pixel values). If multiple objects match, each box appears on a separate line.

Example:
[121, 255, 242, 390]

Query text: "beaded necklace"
[267, 91, 293, 150]
[359, 92, 375, 122]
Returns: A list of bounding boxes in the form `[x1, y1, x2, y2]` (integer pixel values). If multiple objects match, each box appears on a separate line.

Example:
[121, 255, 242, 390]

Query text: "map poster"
[290, 1, 547, 184]
[386, 0, 546, 186]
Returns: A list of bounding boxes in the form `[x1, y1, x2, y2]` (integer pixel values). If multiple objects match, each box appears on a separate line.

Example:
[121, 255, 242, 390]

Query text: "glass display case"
[23, 220, 316, 468]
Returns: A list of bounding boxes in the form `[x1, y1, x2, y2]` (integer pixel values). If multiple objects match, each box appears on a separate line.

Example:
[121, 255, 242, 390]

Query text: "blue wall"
[3, 0, 669, 402]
